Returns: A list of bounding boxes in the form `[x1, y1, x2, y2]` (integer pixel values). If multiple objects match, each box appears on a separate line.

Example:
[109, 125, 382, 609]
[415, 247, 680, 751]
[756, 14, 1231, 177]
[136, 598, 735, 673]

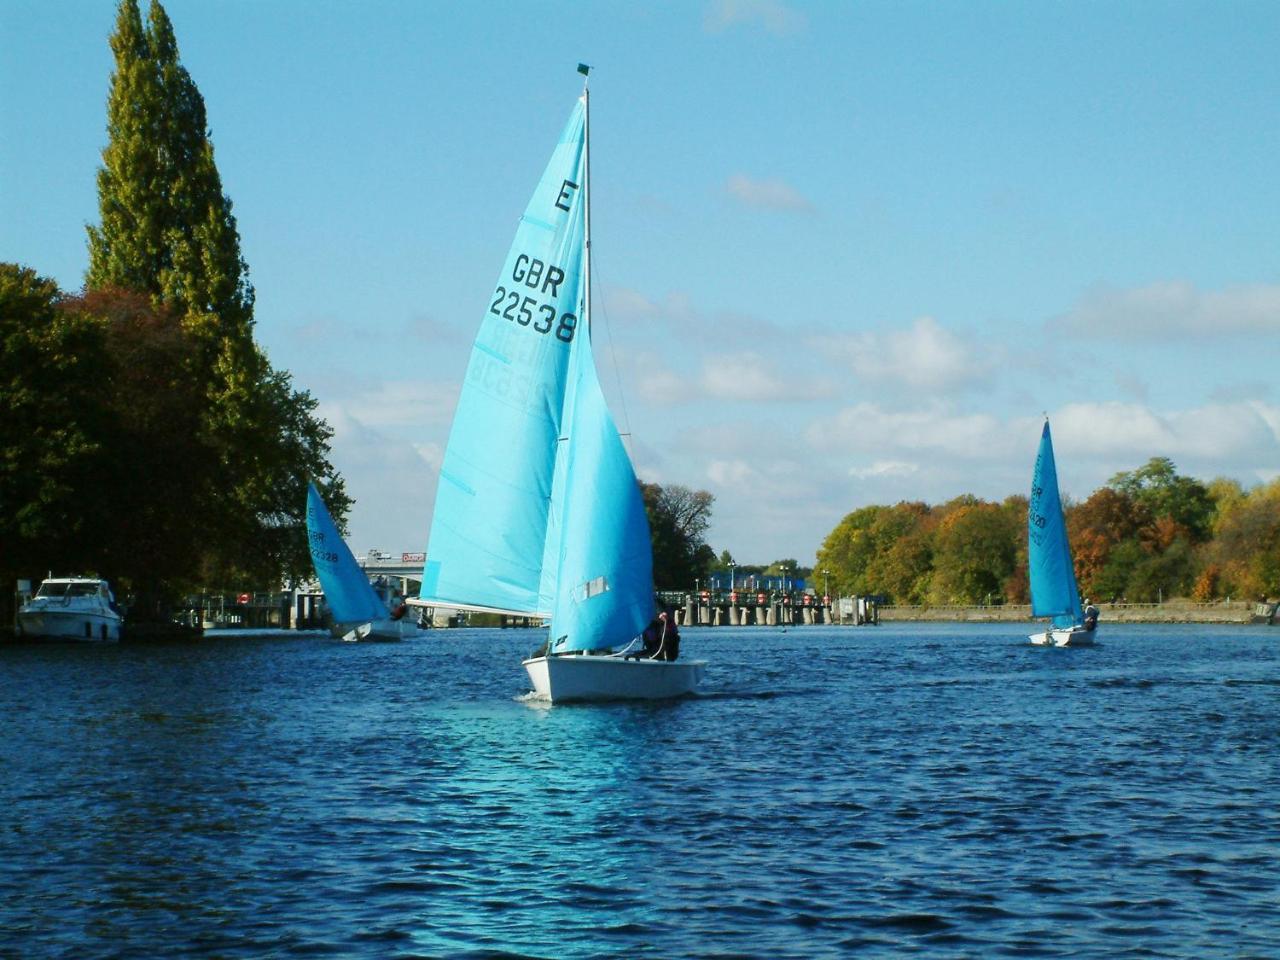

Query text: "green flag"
[578, 63, 590, 76]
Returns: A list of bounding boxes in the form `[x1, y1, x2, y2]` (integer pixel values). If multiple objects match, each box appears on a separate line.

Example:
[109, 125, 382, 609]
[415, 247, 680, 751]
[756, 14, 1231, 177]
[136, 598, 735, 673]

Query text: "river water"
[1, 623, 1277, 958]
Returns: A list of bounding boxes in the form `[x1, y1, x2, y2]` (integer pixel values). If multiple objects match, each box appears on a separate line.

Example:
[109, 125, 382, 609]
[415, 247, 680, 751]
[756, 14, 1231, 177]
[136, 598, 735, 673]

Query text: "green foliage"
[641, 483, 715, 589]
[75, 0, 347, 604]
[813, 457, 1269, 605]
[928, 499, 1020, 604]
[1067, 487, 1151, 599]
[88, 0, 253, 338]
[816, 502, 937, 602]
[0, 265, 110, 577]
[1203, 478, 1280, 599]
[1108, 457, 1214, 542]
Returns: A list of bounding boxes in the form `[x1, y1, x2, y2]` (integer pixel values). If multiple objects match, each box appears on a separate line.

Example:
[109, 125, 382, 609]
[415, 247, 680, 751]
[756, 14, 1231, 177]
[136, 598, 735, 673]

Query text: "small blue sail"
[418, 100, 587, 616]
[306, 483, 386, 626]
[547, 317, 654, 654]
[1027, 421, 1083, 628]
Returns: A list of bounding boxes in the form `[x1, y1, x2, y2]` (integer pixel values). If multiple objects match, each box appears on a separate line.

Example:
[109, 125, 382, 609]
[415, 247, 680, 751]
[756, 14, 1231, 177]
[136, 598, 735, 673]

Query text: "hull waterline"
[523, 654, 706, 702]
[1029, 625, 1097, 647]
[335, 617, 419, 642]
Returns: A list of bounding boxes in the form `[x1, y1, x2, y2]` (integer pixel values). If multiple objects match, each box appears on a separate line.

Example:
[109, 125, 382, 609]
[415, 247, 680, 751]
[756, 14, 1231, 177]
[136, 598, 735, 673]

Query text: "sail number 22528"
[489, 254, 576, 343]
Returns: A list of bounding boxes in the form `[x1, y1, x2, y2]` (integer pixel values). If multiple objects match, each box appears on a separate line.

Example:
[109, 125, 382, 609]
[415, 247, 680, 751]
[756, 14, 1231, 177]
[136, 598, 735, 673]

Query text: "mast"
[580, 64, 591, 336]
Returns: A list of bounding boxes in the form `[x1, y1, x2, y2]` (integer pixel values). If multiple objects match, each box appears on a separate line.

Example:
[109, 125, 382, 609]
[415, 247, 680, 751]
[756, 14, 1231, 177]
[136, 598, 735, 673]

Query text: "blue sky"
[4, 0, 1279, 568]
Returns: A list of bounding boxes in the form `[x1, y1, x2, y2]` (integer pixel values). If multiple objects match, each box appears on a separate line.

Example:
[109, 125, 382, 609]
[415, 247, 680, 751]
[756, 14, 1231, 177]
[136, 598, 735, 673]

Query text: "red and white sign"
[402, 552, 425, 563]
[237, 593, 250, 605]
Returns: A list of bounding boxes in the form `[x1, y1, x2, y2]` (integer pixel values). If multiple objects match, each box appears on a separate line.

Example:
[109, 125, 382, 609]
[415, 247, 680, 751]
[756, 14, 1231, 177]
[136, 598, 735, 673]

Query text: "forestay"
[1027, 421, 1083, 629]
[306, 482, 386, 626]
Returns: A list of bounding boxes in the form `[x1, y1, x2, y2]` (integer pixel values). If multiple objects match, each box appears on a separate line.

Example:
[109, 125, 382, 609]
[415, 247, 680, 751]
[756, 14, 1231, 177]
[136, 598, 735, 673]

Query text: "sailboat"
[306, 482, 417, 642]
[408, 67, 705, 702]
[1027, 420, 1097, 646]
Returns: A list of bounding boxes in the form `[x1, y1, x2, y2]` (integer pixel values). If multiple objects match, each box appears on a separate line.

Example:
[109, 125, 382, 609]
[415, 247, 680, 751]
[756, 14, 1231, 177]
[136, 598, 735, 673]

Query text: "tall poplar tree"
[88, 0, 252, 342]
[87, 0, 348, 592]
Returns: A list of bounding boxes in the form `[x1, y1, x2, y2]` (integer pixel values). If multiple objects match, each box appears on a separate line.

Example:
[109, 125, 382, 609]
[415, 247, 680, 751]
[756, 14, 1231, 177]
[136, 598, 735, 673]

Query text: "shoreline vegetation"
[815, 458, 1280, 611]
[878, 599, 1265, 625]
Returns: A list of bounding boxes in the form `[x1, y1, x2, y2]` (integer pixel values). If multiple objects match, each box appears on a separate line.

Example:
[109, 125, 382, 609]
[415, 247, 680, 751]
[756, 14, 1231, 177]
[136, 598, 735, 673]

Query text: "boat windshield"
[35, 582, 69, 598]
[68, 583, 100, 597]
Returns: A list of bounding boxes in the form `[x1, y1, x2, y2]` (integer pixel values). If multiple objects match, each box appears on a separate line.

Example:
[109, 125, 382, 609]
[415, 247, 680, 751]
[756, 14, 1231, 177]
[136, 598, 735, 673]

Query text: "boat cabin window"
[67, 583, 100, 597]
[36, 582, 70, 598]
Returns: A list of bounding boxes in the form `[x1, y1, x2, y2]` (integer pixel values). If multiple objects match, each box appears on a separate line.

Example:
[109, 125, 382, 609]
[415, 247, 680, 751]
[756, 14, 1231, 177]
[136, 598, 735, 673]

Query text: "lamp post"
[823, 568, 829, 601]
[729, 561, 736, 592]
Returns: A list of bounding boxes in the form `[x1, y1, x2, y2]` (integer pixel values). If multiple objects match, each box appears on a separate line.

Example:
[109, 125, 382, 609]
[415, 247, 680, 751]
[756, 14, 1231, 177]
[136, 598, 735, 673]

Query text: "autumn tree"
[641, 483, 716, 589]
[1204, 479, 1280, 599]
[928, 497, 1020, 604]
[1108, 457, 1214, 543]
[1066, 487, 1151, 599]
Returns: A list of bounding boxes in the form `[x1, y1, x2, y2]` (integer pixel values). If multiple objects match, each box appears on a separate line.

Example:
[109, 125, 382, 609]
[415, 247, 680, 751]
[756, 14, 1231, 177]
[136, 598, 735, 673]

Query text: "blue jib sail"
[306, 482, 386, 626]
[418, 100, 587, 616]
[548, 313, 655, 654]
[1027, 421, 1083, 628]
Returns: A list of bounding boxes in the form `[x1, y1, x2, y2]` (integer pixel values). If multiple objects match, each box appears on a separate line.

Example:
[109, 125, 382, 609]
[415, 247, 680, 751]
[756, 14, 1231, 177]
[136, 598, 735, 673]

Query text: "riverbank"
[878, 600, 1265, 624]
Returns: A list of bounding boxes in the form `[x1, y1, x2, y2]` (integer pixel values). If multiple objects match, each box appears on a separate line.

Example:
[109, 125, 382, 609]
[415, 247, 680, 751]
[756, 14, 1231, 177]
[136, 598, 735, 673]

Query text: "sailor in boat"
[1083, 599, 1099, 631]
[633, 615, 663, 659]
[655, 609, 681, 661]
[626, 605, 680, 660]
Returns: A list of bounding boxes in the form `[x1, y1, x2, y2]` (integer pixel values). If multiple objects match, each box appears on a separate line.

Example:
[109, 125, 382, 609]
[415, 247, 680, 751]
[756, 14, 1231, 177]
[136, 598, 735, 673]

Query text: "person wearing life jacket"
[1082, 599, 1099, 631]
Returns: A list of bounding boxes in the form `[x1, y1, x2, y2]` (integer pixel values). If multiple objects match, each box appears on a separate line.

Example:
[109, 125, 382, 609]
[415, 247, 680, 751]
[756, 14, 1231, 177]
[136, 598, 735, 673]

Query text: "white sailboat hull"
[1029, 625, 1097, 647]
[335, 617, 419, 642]
[523, 654, 706, 703]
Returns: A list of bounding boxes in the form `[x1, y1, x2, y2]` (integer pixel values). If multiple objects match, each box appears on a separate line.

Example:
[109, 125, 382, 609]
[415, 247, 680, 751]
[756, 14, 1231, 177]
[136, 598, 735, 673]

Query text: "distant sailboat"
[409, 68, 705, 701]
[306, 483, 416, 642]
[1027, 420, 1097, 646]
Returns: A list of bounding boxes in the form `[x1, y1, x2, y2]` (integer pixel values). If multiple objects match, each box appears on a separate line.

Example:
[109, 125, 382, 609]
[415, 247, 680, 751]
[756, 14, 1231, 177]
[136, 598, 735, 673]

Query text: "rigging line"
[588, 250, 636, 451]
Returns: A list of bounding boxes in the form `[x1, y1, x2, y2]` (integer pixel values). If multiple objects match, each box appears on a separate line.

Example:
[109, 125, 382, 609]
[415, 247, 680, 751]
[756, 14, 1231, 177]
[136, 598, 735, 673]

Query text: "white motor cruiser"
[17, 577, 123, 642]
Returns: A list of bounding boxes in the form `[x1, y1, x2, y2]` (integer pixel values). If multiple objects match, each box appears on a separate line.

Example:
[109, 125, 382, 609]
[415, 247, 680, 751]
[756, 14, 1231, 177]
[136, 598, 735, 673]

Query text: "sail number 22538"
[488, 254, 576, 343]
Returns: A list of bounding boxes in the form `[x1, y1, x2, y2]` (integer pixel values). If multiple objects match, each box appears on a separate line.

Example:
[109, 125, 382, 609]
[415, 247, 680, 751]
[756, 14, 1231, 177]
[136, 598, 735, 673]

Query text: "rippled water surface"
[2, 623, 1278, 958]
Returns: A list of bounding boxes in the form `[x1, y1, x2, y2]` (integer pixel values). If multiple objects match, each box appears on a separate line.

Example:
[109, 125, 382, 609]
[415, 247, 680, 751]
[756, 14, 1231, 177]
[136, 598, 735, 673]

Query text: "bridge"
[353, 550, 426, 582]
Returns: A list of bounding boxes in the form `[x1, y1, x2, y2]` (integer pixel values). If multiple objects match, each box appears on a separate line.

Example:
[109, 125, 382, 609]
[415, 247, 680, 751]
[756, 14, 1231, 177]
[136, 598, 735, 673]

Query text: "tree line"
[1, 0, 730, 627]
[2, 0, 344, 624]
[816, 457, 1280, 605]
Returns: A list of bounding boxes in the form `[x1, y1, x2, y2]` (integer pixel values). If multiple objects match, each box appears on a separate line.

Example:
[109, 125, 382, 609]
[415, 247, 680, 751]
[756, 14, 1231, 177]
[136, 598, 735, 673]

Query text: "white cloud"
[726, 173, 814, 212]
[815, 402, 1016, 459]
[704, 0, 806, 34]
[829, 316, 994, 393]
[1053, 281, 1280, 338]
[848, 460, 920, 479]
[700, 351, 832, 402]
[319, 407, 440, 555]
[322, 379, 459, 430]
[1052, 400, 1280, 461]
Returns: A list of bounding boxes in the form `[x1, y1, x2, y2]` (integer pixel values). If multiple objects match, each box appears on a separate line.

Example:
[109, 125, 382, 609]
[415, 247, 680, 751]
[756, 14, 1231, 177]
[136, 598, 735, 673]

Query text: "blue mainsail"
[1027, 421, 1083, 628]
[418, 100, 587, 616]
[548, 314, 654, 653]
[306, 482, 386, 626]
